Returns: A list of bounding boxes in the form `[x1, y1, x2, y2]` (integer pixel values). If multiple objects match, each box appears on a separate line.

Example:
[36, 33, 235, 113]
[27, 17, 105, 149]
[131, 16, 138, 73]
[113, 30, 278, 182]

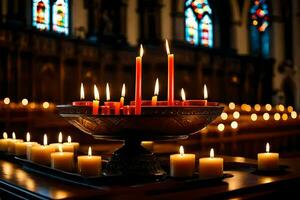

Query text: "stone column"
[171, 0, 185, 42]
[126, 0, 138, 46]
[292, 0, 300, 109]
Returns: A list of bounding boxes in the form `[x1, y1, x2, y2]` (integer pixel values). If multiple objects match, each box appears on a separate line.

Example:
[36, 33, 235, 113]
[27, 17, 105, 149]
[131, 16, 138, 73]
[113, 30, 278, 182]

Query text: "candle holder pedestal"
[57, 105, 223, 177]
[104, 139, 165, 177]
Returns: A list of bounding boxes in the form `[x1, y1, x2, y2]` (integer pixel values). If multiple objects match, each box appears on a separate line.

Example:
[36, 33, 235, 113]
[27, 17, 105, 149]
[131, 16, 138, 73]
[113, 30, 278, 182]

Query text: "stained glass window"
[185, 0, 213, 47]
[52, 0, 69, 35]
[249, 0, 270, 57]
[32, 0, 50, 30]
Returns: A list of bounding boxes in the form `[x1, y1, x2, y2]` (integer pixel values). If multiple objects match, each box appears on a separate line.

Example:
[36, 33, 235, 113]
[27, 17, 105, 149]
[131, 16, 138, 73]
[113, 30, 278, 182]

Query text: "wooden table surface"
[0, 156, 300, 199]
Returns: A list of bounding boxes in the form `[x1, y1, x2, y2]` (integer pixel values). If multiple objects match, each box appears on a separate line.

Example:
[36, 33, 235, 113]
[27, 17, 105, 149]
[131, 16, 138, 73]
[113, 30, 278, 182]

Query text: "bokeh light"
[3, 97, 10, 105]
[217, 123, 225, 132]
[263, 113, 270, 121]
[231, 121, 238, 129]
[251, 113, 258, 121]
[220, 112, 228, 120]
[233, 111, 240, 119]
[42, 102, 50, 109]
[274, 113, 280, 121]
[228, 102, 235, 110]
[21, 98, 28, 106]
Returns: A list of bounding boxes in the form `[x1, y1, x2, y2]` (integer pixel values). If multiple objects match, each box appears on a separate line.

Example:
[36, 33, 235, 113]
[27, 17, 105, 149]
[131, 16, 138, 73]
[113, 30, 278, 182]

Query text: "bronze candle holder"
[56, 105, 223, 177]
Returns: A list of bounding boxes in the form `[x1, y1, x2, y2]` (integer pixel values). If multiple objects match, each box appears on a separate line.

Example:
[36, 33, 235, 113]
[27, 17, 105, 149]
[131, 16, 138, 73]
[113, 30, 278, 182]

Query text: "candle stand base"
[57, 105, 223, 177]
[103, 139, 165, 177]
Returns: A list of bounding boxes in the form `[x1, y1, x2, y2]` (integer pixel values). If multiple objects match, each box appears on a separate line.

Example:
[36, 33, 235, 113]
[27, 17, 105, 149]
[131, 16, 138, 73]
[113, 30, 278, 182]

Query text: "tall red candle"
[135, 45, 143, 115]
[92, 85, 100, 115]
[166, 40, 174, 105]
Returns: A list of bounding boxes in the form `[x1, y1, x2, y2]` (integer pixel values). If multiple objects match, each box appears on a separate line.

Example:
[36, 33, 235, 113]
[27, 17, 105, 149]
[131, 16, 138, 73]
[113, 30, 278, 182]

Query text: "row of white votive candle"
[170, 143, 279, 178]
[0, 132, 102, 177]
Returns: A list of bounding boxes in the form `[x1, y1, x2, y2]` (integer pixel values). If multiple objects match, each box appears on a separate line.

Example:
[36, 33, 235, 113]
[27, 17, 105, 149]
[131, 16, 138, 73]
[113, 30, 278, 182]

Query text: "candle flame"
[26, 132, 30, 142]
[139, 44, 144, 57]
[121, 83, 126, 97]
[88, 146, 92, 156]
[181, 88, 186, 101]
[106, 83, 110, 101]
[59, 145, 63, 153]
[43, 134, 47, 146]
[12, 132, 16, 140]
[67, 136, 71, 143]
[179, 145, 184, 156]
[80, 83, 85, 100]
[94, 84, 100, 100]
[204, 84, 208, 100]
[58, 132, 62, 143]
[266, 142, 270, 153]
[165, 39, 171, 55]
[210, 148, 214, 158]
[154, 78, 159, 96]
[3, 132, 7, 139]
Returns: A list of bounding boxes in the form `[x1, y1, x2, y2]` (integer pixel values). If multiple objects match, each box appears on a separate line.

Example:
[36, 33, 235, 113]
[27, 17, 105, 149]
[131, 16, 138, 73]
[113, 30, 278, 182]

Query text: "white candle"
[258, 143, 279, 170]
[63, 136, 79, 152]
[78, 146, 102, 176]
[199, 148, 223, 178]
[51, 145, 74, 172]
[170, 146, 195, 177]
[7, 132, 23, 154]
[0, 132, 11, 151]
[15, 132, 38, 156]
[31, 134, 55, 165]
[50, 132, 63, 151]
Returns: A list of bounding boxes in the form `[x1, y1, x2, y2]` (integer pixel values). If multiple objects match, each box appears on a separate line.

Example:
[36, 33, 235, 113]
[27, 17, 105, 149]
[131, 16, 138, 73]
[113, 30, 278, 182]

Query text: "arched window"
[32, 0, 50, 30]
[184, 0, 213, 47]
[249, 0, 270, 58]
[52, 0, 69, 35]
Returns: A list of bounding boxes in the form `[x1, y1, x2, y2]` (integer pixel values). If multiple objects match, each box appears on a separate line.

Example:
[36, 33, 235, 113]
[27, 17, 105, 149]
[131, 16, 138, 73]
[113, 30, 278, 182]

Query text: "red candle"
[151, 78, 159, 106]
[92, 85, 100, 115]
[114, 102, 121, 115]
[101, 105, 110, 115]
[135, 45, 143, 115]
[120, 83, 125, 107]
[166, 40, 174, 106]
[72, 83, 92, 106]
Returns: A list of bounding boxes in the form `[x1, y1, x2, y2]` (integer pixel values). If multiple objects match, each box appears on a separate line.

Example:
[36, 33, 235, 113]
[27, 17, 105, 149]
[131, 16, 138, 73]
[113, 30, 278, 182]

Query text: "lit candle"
[63, 136, 79, 152]
[166, 40, 174, 105]
[15, 132, 38, 157]
[72, 83, 92, 106]
[257, 143, 279, 171]
[102, 83, 111, 115]
[151, 78, 159, 106]
[120, 83, 126, 107]
[199, 148, 223, 178]
[135, 44, 143, 115]
[92, 84, 100, 115]
[181, 88, 187, 106]
[0, 132, 11, 152]
[31, 134, 56, 165]
[204, 84, 208, 106]
[170, 146, 195, 177]
[7, 132, 23, 154]
[78, 146, 102, 177]
[50, 132, 63, 151]
[51, 145, 74, 172]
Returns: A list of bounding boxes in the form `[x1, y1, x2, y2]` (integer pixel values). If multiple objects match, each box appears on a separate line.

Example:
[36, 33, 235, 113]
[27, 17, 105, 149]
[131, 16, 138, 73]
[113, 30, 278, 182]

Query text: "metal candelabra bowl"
[57, 105, 224, 177]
